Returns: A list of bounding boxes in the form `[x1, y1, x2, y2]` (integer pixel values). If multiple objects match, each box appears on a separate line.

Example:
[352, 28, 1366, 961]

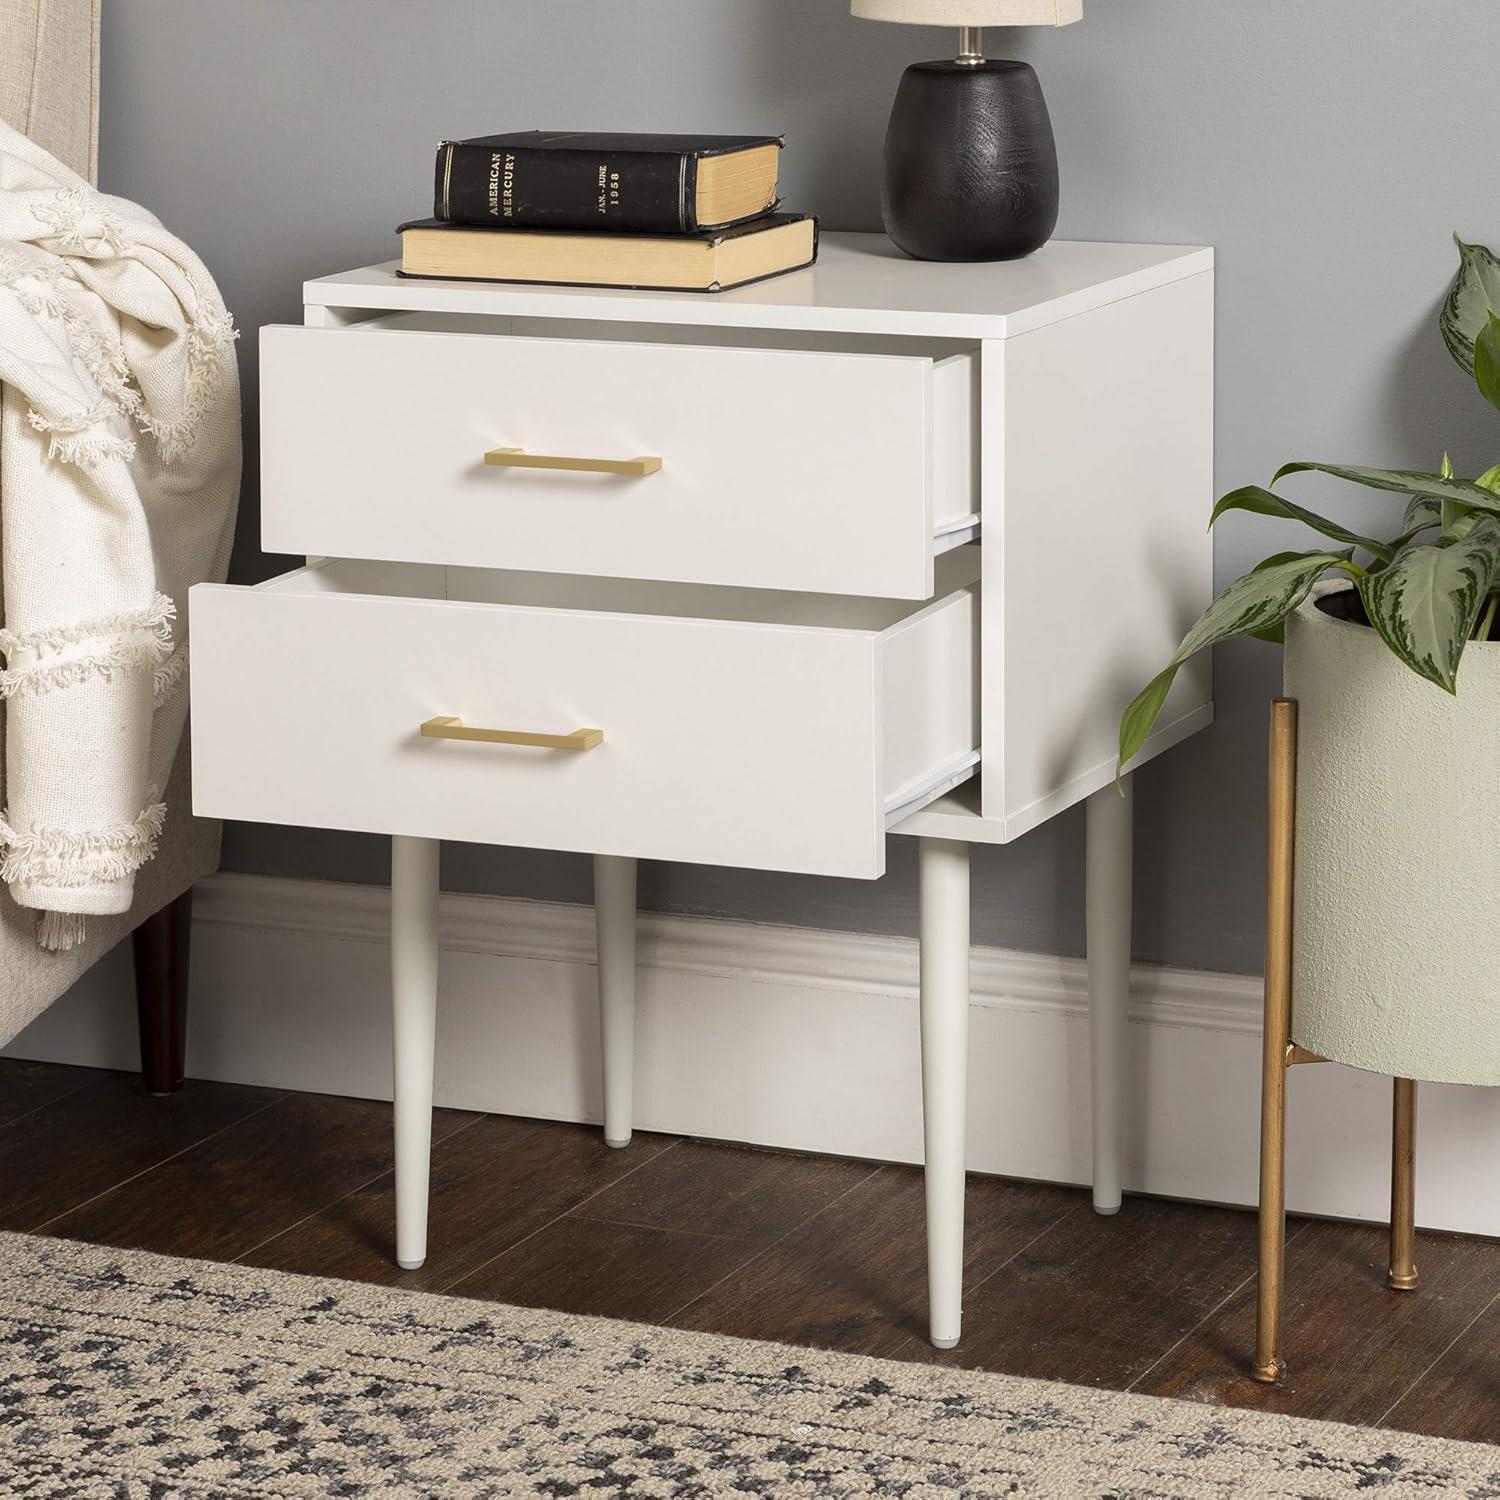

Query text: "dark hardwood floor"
[3, 1056, 1497, 1444]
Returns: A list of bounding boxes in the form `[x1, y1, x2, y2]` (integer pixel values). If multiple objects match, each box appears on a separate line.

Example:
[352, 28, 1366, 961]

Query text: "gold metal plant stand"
[1252, 698, 1419, 1384]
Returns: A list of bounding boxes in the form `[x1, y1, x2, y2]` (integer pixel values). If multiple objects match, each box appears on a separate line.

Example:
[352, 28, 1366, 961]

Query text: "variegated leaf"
[1118, 551, 1348, 768]
[1440, 235, 1500, 377]
[1273, 461, 1500, 515]
[1401, 494, 1443, 532]
[1250, 550, 1329, 637]
[1477, 312, 1500, 412]
[1356, 519, 1500, 692]
[1397, 469, 1482, 548]
[1209, 484, 1392, 561]
[1174, 551, 1353, 658]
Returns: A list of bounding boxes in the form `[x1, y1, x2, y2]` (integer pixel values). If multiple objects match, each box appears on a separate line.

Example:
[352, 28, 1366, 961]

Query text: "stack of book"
[398, 131, 817, 293]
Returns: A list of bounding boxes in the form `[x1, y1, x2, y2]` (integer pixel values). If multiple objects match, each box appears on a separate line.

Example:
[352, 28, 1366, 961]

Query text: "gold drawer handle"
[421, 716, 603, 751]
[484, 446, 662, 477]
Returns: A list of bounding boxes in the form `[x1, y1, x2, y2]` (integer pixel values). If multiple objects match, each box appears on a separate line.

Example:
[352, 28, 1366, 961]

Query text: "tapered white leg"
[391, 835, 439, 1270]
[920, 836, 970, 1350]
[594, 854, 637, 1149]
[1086, 779, 1133, 1217]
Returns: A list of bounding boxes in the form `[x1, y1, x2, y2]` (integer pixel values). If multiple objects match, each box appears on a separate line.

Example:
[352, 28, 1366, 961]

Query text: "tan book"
[396, 213, 818, 294]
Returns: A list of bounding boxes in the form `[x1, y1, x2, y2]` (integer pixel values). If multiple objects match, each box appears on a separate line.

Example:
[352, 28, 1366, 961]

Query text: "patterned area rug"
[1, 1232, 1495, 1497]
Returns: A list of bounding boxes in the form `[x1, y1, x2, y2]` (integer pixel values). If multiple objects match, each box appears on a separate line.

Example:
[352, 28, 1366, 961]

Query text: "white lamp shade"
[851, 0, 1081, 24]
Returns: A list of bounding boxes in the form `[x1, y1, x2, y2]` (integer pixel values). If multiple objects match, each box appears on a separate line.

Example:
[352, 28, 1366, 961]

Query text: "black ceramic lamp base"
[882, 59, 1059, 262]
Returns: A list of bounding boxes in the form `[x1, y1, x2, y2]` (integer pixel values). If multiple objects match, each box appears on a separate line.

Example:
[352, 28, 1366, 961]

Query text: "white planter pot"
[1285, 583, 1500, 1086]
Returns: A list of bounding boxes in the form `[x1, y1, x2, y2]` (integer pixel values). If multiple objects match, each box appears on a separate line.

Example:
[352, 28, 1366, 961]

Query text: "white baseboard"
[10, 871, 1500, 1235]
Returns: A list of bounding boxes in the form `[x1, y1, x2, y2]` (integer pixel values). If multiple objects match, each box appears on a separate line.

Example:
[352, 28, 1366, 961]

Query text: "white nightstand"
[190, 232, 1213, 1348]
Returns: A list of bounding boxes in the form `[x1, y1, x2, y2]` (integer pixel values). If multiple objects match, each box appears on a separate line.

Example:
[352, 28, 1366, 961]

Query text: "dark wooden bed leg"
[132, 889, 193, 1095]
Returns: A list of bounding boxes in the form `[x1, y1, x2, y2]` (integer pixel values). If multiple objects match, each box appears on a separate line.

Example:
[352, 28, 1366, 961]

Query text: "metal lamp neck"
[956, 25, 985, 64]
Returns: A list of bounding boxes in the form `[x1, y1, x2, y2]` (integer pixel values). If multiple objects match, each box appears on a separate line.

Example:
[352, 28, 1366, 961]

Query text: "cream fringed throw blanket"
[0, 121, 240, 949]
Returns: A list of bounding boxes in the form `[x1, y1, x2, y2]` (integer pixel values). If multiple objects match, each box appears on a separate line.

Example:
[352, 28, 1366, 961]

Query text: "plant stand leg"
[391, 835, 440, 1271]
[132, 889, 193, 1095]
[1085, 779, 1132, 1216]
[1254, 698, 1298, 1384]
[594, 854, 637, 1149]
[919, 836, 970, 1350]
[1389, 1077, 1419, 1291]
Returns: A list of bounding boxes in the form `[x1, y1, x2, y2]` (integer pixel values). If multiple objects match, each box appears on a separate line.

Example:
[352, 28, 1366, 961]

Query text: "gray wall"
[99, 1, 1500, 977]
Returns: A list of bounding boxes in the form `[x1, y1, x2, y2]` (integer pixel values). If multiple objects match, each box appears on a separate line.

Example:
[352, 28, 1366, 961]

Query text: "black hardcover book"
[434, 131, 784, 235]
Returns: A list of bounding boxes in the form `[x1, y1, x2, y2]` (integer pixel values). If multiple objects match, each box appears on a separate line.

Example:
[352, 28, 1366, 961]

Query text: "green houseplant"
[1118, 235, 1500, 769]
[1120, 233, 1500, 1094]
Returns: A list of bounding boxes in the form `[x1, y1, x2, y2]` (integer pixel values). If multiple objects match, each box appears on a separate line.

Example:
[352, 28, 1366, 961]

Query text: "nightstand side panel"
[982, 269, 1215, 834]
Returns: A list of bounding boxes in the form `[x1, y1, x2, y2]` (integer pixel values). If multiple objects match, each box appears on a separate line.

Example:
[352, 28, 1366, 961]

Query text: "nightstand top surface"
[305, 231, 1212, 339]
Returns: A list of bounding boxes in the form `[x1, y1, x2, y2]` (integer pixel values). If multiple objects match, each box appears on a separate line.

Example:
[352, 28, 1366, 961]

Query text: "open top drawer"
[259, 319, 977, 599]
[191, 550, 980, 878]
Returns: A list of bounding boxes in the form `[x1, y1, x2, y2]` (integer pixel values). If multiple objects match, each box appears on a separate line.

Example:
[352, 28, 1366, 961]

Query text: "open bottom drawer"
[190, 553, 979, 878]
